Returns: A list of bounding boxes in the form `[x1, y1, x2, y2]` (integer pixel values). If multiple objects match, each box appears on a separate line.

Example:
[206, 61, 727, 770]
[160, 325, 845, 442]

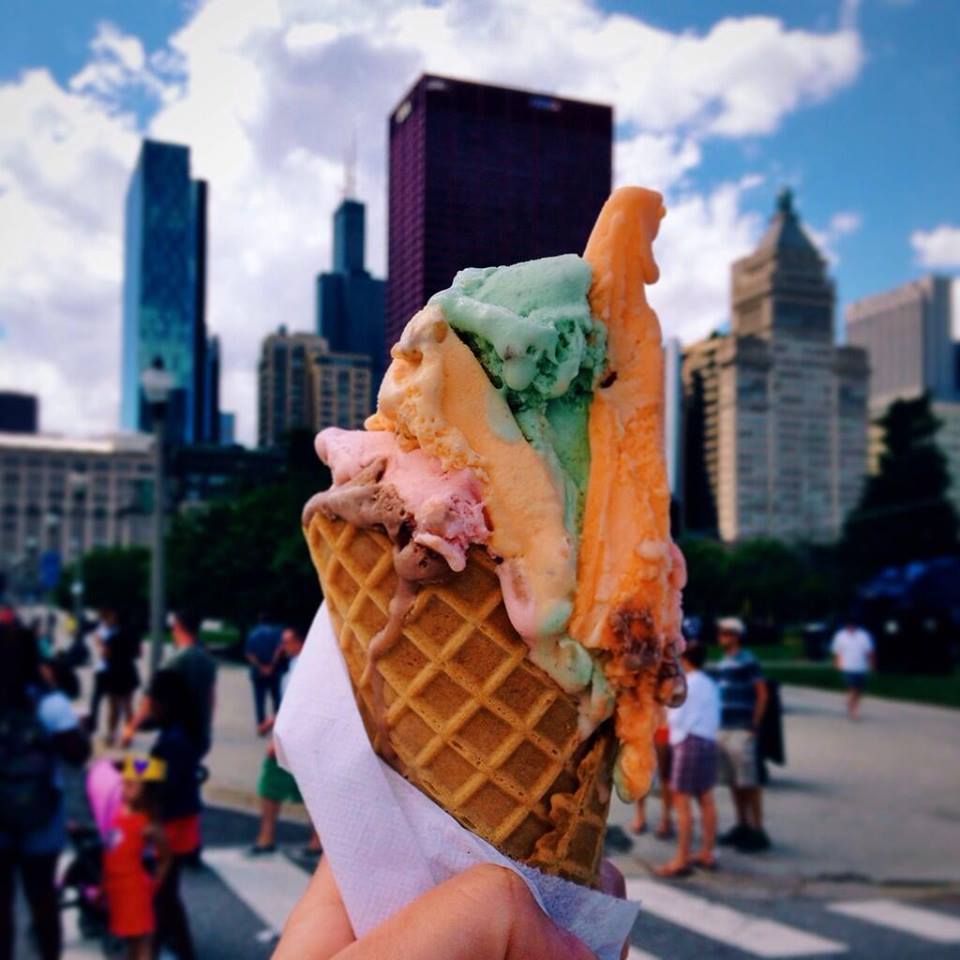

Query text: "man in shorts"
[713, 617, 770, 852]
[249, 625, 320, 856]
[830, 618, 875, 719]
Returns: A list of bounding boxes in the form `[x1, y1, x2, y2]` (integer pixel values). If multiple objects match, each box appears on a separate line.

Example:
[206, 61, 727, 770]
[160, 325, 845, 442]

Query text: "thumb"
[340, 863, 595, 960]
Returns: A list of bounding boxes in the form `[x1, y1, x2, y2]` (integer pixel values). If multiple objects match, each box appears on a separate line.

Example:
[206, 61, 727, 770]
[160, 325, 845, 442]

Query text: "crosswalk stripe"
[626, 878, 847, 958]
[828, 899, 960, 943]
[203, 847, 310, 935]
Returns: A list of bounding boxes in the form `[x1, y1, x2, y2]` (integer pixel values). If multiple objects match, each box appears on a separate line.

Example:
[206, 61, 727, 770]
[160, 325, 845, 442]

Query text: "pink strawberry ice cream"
[309, 427, 490, 573]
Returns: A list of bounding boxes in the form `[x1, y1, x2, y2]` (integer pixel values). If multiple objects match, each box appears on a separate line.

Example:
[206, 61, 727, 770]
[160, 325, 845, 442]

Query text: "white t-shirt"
[831, 627, 874, 673]
[667, 670, 720, 746]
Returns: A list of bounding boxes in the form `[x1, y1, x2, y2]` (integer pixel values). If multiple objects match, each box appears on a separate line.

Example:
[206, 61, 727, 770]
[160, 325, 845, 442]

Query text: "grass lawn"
[763, 663, 960, 710]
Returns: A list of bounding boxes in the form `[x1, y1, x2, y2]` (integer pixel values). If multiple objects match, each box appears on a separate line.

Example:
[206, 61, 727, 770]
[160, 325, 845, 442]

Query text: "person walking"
[250, 625, 321, 856]
[830, 617, 875, 720]
[245, 613, 283, 732]
[656, 642, 720, 877]
[713, 617, 771, 853]
[88, 610, 113, 735]
[102, 607, 141, 747]
[122, 608, 217, 757]
[0, 619, 91, 960]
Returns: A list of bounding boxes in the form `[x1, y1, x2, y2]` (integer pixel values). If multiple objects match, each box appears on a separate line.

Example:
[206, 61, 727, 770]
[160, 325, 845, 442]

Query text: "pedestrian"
[122, 608, 217, 757]
[245, 612, 283, 732]
[250, 625, 321, 857]
[148, 669, 203, 960]
[0, 618, 91, 960]
[88, 609, 113, 736]
[630, 723, 673, 839]
[102, 755, 171, 960]
[830, 617, 875, 720]
[656, 642, 720, 877]
[713, 617, 771, 852]
[102, 607, 141, 747]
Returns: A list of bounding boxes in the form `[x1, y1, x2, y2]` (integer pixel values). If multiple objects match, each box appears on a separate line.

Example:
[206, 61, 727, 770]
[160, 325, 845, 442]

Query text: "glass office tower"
[121, 140, 210, 445]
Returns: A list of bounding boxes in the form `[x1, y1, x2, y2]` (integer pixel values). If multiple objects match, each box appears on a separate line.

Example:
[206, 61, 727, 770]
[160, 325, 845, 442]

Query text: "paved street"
[24, 641, 960, 958]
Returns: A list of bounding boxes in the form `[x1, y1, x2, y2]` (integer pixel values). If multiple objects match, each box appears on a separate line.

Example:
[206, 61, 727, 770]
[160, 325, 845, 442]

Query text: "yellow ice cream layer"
[369, 304, 576, 641]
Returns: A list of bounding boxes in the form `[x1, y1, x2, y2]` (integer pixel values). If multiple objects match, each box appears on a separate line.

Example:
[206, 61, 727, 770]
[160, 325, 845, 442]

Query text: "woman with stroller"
[0, 618, 90, 960]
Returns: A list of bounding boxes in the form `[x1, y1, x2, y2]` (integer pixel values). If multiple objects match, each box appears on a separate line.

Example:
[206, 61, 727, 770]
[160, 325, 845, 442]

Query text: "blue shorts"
[843, 671, 867, 691]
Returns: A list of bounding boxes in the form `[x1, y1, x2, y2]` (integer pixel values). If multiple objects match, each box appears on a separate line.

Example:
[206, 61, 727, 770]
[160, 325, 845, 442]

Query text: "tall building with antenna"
[315, 151, 385, 407]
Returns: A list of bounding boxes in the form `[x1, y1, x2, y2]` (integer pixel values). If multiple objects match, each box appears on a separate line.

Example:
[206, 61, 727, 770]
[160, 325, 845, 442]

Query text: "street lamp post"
[67, 473, 87, 647]
[142, 357, 174, 679]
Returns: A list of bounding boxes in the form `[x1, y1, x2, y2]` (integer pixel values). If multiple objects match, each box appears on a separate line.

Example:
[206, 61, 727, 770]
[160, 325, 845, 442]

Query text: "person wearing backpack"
[0, 619, 90, 960]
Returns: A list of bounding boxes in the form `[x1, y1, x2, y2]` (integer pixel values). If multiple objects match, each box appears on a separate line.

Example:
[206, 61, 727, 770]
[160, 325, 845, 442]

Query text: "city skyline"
[1, 1, 958, 445]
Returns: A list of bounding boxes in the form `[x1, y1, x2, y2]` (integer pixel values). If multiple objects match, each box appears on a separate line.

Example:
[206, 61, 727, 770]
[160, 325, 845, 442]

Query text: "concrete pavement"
[65, 623, 958, 884]
[607, 685, 960, 884]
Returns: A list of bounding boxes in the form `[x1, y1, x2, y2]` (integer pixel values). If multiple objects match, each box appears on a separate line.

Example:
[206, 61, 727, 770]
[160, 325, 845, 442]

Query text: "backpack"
[0, 704, 61, 832]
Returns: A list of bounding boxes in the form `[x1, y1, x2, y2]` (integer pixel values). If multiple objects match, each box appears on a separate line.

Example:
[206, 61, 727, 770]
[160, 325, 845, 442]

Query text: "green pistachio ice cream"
[430, 254, 606, 534]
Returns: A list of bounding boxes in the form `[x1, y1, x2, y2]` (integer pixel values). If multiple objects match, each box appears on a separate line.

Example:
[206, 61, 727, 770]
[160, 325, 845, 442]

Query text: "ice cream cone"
[304, 510, 615, 886]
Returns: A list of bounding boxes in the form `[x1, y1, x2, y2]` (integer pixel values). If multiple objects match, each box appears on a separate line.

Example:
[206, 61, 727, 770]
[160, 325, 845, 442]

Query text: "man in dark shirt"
[244, 613, 283, 731]
[712, 617, 770, 852]
[121, 609, 217, 757]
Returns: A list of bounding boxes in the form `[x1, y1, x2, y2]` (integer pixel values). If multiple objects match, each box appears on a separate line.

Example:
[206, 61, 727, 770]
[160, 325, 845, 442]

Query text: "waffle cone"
[304, 511, 615, 885]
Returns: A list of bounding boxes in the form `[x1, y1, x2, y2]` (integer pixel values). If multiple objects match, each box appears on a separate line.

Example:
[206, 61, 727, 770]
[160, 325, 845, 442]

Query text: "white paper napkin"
[274, 603, 639, 960]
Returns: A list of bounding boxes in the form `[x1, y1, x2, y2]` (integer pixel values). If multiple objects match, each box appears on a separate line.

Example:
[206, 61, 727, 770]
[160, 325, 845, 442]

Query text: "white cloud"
[911, 225, 960, 269]
[807, 208, 863, 265]
[0, 0, 865, 443]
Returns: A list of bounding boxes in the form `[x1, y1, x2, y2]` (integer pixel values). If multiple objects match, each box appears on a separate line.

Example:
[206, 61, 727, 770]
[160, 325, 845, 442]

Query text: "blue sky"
[1, 0, 958, 440]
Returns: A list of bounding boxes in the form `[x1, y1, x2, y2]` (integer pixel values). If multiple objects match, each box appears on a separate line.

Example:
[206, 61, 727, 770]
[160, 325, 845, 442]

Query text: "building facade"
[0, 433, 154, 593]
[0, 392, 38, 434]
[849, 275, 960, 513]
[846, 275, 956, 407]
[316, 197, 385, 397]
[257, 328, 372, 449]
[122, 140, 212, 445]
[683, 190, 869, 542]
[386, 74, 612, 353]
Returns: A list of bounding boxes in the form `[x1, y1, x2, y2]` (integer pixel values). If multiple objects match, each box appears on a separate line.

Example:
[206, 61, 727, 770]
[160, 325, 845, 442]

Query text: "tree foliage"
[843, 394, 958, 573]
[680, 536, 853, 624]
[56, 546, 151, 631]
[166, 430, 331, 635]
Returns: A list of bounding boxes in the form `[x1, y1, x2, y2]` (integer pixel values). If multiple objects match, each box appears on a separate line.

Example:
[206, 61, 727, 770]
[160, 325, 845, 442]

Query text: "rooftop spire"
[342, 131, 356, 201]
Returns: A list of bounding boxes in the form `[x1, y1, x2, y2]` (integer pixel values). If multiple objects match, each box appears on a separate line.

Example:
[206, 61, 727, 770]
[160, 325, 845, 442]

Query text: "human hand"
[274, 858, 606, 960]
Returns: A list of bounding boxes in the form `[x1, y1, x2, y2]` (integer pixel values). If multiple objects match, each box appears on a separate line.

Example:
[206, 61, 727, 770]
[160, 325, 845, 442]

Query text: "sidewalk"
[94, 643, 960, 885]
[608, 685, 960, 885]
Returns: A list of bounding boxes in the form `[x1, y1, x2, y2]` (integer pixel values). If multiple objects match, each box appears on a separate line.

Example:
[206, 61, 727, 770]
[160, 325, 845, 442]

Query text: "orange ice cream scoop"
[570, 186, 687, 800]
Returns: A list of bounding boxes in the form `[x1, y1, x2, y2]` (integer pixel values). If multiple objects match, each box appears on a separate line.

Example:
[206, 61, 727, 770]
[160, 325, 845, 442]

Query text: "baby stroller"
[58, 758, 123, 948]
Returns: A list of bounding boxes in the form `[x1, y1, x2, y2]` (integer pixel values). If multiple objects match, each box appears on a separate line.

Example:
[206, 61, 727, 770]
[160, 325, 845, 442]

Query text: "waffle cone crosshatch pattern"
[305, 511, 615, 885]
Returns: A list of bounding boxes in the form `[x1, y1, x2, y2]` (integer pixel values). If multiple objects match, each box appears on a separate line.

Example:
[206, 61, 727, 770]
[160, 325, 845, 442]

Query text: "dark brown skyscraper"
[386, 74, 613, 352]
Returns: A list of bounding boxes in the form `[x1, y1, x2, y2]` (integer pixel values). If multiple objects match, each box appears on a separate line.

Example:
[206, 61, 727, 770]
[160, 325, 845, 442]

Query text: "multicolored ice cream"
[304, 187, 686, 801]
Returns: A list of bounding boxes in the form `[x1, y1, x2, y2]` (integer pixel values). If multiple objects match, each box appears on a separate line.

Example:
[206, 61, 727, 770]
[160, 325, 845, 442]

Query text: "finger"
[338, 863, 596, 960]
[273, 858, 355, 960]
[597, 860, 630, 960]
[599, 859, 626, 900]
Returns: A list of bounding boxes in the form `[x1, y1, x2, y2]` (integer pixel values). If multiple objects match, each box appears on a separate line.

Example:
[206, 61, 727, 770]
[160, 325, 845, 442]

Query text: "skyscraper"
[847, 276, 960, 513]
[316, 195, 385, 399]
[846, 275, 956, 406]
[683, 190, 869, 542]
[257, 327, 371, 449]
[121, 139, 209, 445]
[386, 74, 612, 351]
[202, 334, 221, 444]
[0, 392, 38, 433]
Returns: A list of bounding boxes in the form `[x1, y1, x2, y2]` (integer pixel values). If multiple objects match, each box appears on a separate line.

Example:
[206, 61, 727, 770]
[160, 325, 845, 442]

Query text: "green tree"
[166, 430, 331, 635]
[678, 536, 729, 618]
[56, 546, 150, 630]
[844, 394, 958, 572]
